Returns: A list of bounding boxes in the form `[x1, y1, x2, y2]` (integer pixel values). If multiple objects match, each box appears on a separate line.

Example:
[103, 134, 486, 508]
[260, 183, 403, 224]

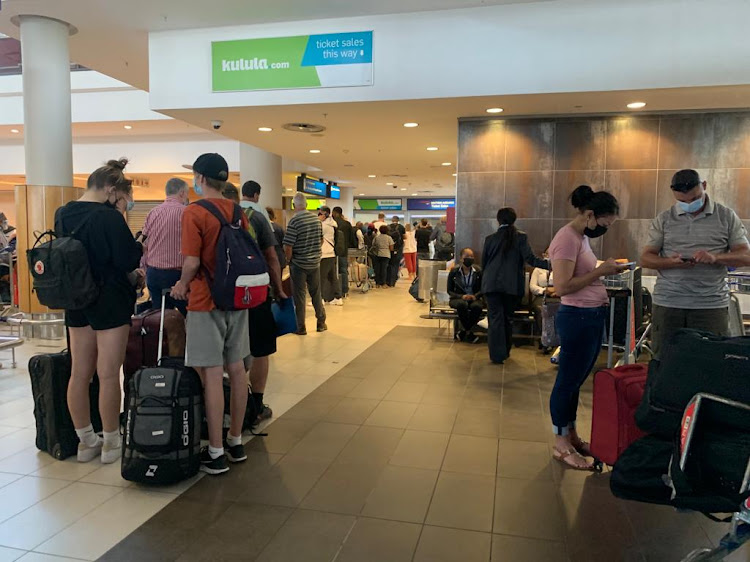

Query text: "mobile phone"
[620, 261, 636, 269]
[681, 257, 695, 263]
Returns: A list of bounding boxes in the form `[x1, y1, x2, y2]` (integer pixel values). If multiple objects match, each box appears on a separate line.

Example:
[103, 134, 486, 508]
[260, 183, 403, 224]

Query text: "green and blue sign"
[212, 31, 373, 92]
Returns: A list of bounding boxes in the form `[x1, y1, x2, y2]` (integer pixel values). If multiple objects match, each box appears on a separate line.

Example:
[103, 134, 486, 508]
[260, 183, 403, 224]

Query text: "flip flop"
[553, 446, 594, 471]
[571, 440, 592, 457]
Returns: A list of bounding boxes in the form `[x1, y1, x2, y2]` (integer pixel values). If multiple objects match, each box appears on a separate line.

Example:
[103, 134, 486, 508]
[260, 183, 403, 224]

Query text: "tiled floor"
[0, 282, 745, 562]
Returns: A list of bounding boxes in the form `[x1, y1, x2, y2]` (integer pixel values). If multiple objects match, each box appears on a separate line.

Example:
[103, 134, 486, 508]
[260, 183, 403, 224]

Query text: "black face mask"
[463, 258, 475, 267]
[584, 224, 608, 239]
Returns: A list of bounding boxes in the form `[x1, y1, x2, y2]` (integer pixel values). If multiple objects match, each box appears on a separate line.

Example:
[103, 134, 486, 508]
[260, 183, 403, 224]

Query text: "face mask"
[126, 201, 135, 212]
[463, 258, 475, 268]
[583, 217, 608, 239]
[677, 195, 705, 214]
[193, 178, 203, 196]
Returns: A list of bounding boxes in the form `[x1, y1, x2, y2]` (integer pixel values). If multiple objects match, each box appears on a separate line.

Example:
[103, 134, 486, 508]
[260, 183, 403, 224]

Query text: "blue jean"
[549, 305, 608, 435]
[146, 267, 187, 316]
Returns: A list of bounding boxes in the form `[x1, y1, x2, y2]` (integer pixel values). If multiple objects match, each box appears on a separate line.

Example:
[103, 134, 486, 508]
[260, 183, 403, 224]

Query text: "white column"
[339, 186, 354, 221]
[239, 143, 282, 210]
[18, 15, 75, 186]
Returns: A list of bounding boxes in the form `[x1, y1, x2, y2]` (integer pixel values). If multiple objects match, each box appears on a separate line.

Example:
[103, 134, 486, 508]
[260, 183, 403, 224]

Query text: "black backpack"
[121, 356, 203, 485]
[195, 200, 269, 310]
[27, 221, 99, 310]
[334, 227, 348, 257]
[388, 223, 404, 251]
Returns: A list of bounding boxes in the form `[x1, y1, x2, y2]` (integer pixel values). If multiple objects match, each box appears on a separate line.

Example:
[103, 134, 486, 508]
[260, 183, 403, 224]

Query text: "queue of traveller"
[445, 170, 750, 470]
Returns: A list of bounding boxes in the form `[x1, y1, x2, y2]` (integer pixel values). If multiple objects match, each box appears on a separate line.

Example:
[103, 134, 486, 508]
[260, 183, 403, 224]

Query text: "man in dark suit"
[448, 247, 484, 343]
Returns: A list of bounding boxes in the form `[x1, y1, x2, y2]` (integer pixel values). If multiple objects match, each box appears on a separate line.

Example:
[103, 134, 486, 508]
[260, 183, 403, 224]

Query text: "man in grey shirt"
[283, 192, 327, 335]
[641, 169, 750, 357]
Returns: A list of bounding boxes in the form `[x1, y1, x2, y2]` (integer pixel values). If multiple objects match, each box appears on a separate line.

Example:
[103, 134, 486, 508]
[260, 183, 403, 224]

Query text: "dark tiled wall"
[456, 113, 750, 261]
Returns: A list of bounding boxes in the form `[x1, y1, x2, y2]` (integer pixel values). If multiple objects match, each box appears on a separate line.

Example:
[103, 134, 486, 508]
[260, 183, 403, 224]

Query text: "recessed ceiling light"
[452, 173, 457, 177]
[10, 129, 19, 134]
[401, 188, 407, 191]
[309, 149, 321, 154]
[123, 125, 132, 130]
[368, 174, 376, 178]
[358, 193, 365, 196]
[411, 193, 418, 196]
[258, 127, 273, 132]
[386, 182, 394, 186]
[441, 162, 452, 166]
[627, 102, 646, 109]
[426, 147, 438, 151]
[486, 107, 504, 114]
[403, 122, 419, 128]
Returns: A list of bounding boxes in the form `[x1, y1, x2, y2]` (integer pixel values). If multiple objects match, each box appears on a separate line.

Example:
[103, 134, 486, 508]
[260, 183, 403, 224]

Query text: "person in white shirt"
[355, 222, 365, 250]
[530, 250, 556, 350]
[319, 206, 343, 305]
[372, 213, 386, 233]
[403, 223, 418, 279]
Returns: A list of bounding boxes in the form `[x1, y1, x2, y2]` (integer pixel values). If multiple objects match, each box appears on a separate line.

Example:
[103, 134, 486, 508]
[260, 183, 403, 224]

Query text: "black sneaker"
[317, 322, 328, 332]
[256, 404, 273, 424]
[295, 328, 307, 336]
[223, 441, 248, 463]
[199, 447, 229, 475]
[467, 333, 480, 344]
[454, 330, 466, 342]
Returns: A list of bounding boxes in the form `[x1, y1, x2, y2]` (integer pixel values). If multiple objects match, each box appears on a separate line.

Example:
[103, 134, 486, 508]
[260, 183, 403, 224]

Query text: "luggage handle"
[157, 288, 170, 364]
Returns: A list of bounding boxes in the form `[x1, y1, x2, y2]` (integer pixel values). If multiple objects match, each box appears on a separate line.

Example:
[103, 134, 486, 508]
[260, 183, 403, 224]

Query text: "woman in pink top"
[548, 185, 625, 470]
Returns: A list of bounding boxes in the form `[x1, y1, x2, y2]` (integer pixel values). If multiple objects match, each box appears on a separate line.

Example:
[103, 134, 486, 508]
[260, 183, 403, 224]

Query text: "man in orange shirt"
[171, 153, 250, 476]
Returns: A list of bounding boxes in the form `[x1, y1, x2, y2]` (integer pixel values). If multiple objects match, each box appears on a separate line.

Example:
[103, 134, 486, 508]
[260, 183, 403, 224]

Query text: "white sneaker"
[332, 298, 344, 306]
[77, 437, 103, 463]
[101, 440, 122, 464]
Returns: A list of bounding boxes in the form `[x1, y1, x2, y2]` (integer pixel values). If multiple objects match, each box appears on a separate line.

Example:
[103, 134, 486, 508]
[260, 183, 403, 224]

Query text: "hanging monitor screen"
[328, 183, 341, 200]
[297, 175, 327, 197]
[407, 198, 455, 211]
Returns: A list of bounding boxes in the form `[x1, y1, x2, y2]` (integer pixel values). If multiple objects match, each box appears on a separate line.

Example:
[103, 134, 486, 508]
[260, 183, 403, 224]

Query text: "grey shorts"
[185, 309, 250, 368]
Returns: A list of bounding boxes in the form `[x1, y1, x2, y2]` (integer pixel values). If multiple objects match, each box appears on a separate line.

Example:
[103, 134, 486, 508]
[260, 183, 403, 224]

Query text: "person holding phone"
[640, 169, 750, 358]
[548, 185, 624, 470]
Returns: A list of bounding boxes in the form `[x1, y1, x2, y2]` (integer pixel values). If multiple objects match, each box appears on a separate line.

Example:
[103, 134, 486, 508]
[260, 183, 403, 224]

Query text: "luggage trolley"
[603, 266, 652, 367]
[727, 271, 750, 336]
[348, 248, 371, 293]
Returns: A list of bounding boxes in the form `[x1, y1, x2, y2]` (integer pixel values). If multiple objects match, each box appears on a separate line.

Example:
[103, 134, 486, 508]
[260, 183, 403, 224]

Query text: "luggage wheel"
[592, 459, 604, 473]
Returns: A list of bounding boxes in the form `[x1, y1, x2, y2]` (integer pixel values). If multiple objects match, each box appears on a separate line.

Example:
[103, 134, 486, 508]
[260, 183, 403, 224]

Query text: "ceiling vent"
[383, 174, 409, 179]
[282, 123, 326, 133]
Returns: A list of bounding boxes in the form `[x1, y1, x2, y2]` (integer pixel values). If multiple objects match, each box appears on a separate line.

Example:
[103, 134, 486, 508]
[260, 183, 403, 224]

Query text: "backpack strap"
[194, 199, 230, 227]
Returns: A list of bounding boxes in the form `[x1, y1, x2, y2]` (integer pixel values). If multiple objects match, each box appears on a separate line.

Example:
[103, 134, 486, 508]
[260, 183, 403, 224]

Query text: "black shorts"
[248, 298, 277, 358]
[65, 297, 133, 331]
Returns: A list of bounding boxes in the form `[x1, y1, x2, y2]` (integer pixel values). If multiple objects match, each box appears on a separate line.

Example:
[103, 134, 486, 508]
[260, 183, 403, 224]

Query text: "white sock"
[75, 425, 100, 448]
[103, 430, 121, 448]
[226, 434, 242, 447]
[208, 445, 224, 459]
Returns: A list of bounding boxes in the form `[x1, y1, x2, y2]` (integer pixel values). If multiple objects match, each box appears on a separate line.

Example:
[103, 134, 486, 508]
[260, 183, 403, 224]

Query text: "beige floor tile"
[0, 428, 21, 440]
[442, 434, 498, 476]
[31, 458, 102, 482]
[389, 430, 450, 470]
[246, 418, 314, 455]
[494, 477, 566, 541]
[491, 534, 569, 562]
[336, 518, 421, 562]
[363, 401, 418, 429]
[0, 449, 55, 476]
[301, 463, 383, 515]
[0, 477, 70, 524]
[384, 382, 428, 403]
[323, 397, 379, 425]
[237, 456, 330, 508]
[497, 439, 555, 481]
[79, 463, 133, 489]
[414, 526, 492, 562]
[334, 426, 404, 467]
[347, 378, 396, 400]
[16, 553, 83, 562]
[0, 482, 122, 550]
[35, 488, 175, 560]
[0, 474, 21, 491]
[361, 465, 438, 523]
[0, 431, 38, 462]
[453, 407, 501, 438]
[426, 471, 496, 533]
[407, 404, 458, 433]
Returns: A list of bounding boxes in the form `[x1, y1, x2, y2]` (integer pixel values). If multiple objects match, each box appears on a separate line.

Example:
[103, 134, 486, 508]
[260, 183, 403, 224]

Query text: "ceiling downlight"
[282, 123, 327, 133]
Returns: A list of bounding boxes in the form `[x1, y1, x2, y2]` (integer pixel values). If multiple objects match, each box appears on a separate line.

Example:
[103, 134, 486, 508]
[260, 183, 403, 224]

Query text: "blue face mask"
[193, 177, 203, 196]
[126, 201, 135, 212]
[678, 195, 704, 214]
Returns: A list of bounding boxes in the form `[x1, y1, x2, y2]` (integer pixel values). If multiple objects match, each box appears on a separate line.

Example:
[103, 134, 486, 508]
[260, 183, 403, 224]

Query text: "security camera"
[393, 185, 398, 189]
[211, 120, 223, 130]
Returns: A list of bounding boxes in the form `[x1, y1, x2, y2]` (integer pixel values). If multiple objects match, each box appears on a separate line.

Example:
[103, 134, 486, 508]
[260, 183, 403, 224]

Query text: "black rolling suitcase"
[121, 297, 203, 485]
[29, 350, 101, 460]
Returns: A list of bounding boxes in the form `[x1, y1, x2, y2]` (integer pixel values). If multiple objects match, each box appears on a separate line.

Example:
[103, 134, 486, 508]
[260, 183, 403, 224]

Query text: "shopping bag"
[271, 297, 297, 336]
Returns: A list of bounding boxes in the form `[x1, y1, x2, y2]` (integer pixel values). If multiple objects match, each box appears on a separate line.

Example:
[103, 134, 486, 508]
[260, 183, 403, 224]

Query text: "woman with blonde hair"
[55, 158, 143, 464]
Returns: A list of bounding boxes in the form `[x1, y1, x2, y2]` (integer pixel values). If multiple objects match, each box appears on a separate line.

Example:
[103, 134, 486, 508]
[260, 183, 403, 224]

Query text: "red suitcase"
[124, 308, 185, 378]
[589, 363, 648, 466]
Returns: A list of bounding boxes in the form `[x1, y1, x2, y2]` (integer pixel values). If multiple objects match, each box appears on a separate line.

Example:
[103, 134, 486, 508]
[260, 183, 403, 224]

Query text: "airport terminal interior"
[0, 0, 749, 561]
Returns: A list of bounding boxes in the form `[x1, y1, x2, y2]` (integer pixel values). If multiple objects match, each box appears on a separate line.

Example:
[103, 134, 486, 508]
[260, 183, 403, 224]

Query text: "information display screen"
[406, 198, 455, 211]
[297, 175, 327, 197]
[328, 183, 341, 200]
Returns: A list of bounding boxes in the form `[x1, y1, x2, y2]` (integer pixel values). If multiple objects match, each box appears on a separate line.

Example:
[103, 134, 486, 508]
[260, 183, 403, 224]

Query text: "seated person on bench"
[530, 249, 557, 351]
[448, 247, 484, 344]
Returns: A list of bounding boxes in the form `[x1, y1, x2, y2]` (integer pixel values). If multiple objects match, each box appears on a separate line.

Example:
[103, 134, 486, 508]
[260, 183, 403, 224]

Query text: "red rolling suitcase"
[590, 363, 648, 466]
[124, 304, 185, 379]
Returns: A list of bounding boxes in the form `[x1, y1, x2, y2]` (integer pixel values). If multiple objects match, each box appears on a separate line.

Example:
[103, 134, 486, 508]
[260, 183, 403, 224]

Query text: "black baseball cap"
[190, 153, 229, 181]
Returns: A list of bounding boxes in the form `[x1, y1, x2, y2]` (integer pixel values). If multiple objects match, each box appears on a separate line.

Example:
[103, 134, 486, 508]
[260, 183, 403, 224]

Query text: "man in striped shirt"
[142, 178, 189, 315]
[284, 192, 326, 335]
